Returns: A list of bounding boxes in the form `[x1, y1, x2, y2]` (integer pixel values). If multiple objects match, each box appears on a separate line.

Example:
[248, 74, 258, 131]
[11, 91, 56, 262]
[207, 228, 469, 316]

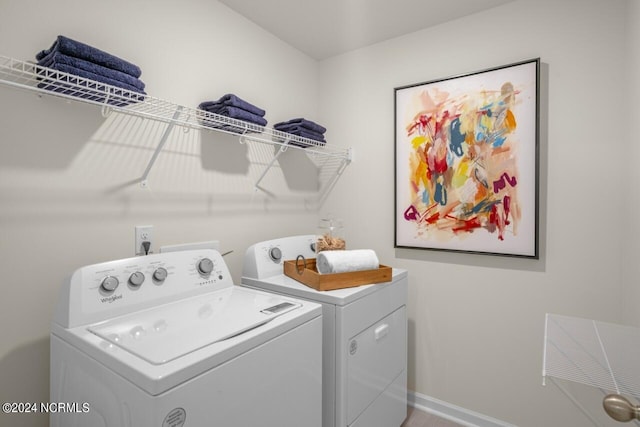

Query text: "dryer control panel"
[243, 235, 317, 279]
[54, 249, 233, 328]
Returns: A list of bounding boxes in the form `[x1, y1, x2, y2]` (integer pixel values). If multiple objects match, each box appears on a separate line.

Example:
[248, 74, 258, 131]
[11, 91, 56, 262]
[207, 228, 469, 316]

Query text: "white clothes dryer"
[242, 235, 408, 427]
[51, 248, 322, 427]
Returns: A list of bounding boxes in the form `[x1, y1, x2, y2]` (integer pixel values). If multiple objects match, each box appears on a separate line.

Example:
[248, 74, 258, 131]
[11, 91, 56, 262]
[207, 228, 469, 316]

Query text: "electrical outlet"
[135, 225, 154, 256]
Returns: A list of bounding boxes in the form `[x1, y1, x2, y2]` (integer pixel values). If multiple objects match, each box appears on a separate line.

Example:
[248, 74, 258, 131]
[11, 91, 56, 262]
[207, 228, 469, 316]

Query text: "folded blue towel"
[41, 62, 146, 95]
[274, 123, 327, 139]
[198, 104, 267, 126]
[36, 35, 142, 78]
[38, 51, 146, 92]
[274, 118, 326, 134]
[199, 94, 266, 117]
[285, 128, 326, 143]
[275, 125, 326, 141]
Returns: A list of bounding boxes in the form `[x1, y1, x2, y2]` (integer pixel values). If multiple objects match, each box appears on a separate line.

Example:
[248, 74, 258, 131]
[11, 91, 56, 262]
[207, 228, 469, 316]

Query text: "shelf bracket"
[316, 156, 350, 206]
[139, 106, 184, 187]
[101, 93, 112, 118]
[254, 140, 289, 192]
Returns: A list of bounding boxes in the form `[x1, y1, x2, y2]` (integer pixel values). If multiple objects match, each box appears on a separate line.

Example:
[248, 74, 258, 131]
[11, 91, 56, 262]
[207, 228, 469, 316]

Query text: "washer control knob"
[101, 276, 120, 292]
[197, 258, 214, 275]
[153, 267, 168, 282]
[269, 247, 282, 262]
[128, 271, 145, 287]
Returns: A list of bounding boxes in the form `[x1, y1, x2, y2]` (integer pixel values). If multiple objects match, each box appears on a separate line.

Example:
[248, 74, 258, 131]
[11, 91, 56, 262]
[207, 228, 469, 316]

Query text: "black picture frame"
[394, 58, 540, 258]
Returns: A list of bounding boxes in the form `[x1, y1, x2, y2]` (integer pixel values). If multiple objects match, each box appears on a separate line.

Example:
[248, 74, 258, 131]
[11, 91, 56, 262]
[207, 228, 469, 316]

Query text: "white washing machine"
[242, 235, 408, 427]
[51, 248, 322, 427]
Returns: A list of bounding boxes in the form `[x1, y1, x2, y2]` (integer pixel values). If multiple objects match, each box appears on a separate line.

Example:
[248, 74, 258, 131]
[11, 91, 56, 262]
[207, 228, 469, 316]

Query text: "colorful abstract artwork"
[394, 59, 539, 257]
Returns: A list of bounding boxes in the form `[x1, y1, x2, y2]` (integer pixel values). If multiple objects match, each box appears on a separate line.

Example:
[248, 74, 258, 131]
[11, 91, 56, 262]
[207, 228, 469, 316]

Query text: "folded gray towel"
[36, 35, 142, 78]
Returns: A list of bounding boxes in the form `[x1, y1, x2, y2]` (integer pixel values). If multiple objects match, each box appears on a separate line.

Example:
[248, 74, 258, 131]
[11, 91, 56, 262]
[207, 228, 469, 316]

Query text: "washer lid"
[88, 287, 300, 365]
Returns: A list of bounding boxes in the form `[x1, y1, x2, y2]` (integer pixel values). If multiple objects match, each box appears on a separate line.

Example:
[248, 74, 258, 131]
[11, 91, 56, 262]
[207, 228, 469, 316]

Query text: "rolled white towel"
[316, 249, 379, 275]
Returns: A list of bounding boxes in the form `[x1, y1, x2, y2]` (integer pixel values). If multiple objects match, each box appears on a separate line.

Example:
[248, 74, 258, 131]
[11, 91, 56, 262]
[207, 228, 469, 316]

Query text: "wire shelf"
[543, 313, 640, 400]
[0, 55, 352, 197]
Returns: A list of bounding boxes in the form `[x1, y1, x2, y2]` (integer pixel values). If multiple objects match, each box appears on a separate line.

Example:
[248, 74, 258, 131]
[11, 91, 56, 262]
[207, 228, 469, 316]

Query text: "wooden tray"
[283, 258, 392, 291]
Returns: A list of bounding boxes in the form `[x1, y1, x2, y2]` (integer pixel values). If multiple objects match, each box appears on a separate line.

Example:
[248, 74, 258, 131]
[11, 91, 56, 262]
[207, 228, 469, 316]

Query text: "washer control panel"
[57, 249, 233, 327]
[128, 271, 145, 287]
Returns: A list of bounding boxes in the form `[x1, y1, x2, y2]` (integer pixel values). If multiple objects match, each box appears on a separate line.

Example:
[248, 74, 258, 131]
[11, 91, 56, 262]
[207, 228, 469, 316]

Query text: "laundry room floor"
[402, 406, 464, 427]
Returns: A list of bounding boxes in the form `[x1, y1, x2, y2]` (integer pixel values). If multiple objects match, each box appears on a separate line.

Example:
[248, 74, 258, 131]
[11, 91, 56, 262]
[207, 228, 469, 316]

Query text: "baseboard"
[408, 391, 516, 427]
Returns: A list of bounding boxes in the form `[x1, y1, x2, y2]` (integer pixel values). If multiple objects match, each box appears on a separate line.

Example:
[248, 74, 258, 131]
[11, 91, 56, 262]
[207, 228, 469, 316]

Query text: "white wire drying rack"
[0, 55, 352, 197]
[543, 313, 640, 425]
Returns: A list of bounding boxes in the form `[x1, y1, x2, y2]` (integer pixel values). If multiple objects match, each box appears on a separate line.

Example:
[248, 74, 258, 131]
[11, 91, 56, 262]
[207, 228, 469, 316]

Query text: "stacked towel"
[273, 118, 327, 147]
[198, 94, 267, 134]
[35, 35, 146, 105]
[316, 249, 380, 275]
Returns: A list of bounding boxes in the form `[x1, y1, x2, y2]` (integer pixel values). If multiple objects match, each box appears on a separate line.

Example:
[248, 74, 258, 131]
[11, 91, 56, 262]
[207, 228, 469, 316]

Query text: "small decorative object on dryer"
[316, 216, 345, 253]
[316, 249, 380, 274]
[283, 250, 392, 291]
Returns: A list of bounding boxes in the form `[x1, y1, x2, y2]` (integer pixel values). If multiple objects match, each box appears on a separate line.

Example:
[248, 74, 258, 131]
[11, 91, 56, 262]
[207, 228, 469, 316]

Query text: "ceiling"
[219, 0, 514, 60]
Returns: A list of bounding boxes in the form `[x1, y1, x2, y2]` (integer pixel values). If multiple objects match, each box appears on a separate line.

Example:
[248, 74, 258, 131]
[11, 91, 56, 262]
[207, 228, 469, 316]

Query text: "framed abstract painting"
[394, 58, 539, 258]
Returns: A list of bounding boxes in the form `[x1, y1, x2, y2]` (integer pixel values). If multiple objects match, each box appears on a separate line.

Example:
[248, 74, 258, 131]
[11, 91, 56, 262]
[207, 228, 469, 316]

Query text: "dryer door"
[346, 306, 407, 424]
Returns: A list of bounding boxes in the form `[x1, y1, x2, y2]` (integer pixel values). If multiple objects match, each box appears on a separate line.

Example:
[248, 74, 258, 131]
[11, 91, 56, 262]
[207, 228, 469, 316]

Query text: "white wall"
[318, 0, 633, 425]
[0, 1, 322, 426]
[1, 0, 638, 426]
[623, 0, 640, 328]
